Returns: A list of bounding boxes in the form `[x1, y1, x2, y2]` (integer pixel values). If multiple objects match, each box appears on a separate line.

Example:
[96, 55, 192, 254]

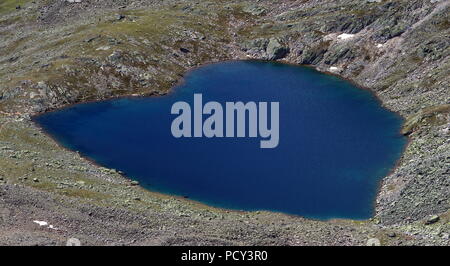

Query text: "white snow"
[33, 220, 58, 230]
[329, 66, 341, 72]
[33, 220, 48, 226]
[337, 33, 354, 40]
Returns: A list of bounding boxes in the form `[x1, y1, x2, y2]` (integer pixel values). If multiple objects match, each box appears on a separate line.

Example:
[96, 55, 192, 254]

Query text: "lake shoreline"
[31, 59, 409, 222]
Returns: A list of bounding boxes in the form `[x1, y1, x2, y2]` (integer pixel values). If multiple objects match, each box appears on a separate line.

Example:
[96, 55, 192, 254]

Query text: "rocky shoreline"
[0, 0, 448, 245]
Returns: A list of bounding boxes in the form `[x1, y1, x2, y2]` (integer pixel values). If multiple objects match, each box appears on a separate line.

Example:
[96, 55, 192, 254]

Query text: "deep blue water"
[34, 61, 406, 220]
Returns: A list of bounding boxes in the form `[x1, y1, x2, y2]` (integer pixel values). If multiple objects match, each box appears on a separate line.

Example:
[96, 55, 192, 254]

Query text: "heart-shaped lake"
[34, 61, 406, 220]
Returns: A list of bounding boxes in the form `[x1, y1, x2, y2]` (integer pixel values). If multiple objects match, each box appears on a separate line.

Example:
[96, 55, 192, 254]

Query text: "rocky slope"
[0, 0, 448, 245]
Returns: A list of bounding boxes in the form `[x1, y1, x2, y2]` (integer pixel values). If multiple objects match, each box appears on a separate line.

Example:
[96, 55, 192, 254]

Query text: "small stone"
[109, 51, 122, 62]
[130, 181, 139, 186]
[179, 47, 190, 53]
[115, 14, 126, 21]
[387, 232, 396, 238]
[366, 238, 381, 246]
[96, 46, 111, 51]
[66, 238, 82, 246]
[242, 5, 266, 16]
[425, 215, 440, 225]
[266, 38, 289, 60]
[33, 178, 39, 182]
[84, 36, 99, 43]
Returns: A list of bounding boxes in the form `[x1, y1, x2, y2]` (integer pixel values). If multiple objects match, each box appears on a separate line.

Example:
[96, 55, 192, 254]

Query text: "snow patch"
[33, 220, 48, 226]
[48, 225, 58, 230]
[33, 220, 58, 230]
[329, 67, 340, 72]
[337, 33, 354, 40]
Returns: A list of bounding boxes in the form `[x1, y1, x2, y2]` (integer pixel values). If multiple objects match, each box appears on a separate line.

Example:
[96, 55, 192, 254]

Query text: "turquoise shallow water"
[34, 61, 407, 220]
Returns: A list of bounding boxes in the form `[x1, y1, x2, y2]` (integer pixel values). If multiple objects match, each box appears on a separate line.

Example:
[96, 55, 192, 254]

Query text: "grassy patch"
[0, 0, 32, 15]
[59, 188, 110, 201]
[402, 104, 450, 135]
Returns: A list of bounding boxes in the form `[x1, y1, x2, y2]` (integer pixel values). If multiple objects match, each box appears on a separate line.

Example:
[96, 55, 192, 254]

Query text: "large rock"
[266, 38, 289, 60]
[242, 38, 269, 53]
[323, 44, 354, 65]
[300, 41, 331, 64]
[425, 215, 440, 225]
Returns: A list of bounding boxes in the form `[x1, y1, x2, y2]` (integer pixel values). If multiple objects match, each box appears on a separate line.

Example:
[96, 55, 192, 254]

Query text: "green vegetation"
[402, 104, 450, 135]
[0, 0, 31, 14]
